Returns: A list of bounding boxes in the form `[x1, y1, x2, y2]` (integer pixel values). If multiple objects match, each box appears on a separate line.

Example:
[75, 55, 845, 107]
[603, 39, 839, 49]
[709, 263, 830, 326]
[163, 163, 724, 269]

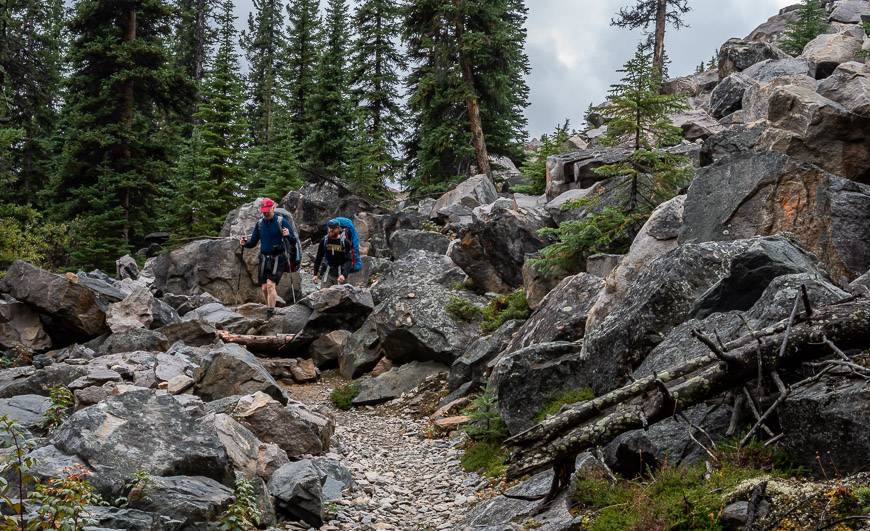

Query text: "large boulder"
[366, 251, 482, 365]
[490, 342, 588, 434]
[129, 475, 233, 527]
[700, 124, 767, 166]
[817, 61, 870, 115]
[352, 361, 448, 406]
[746, 6, 801, 43]
[429, 174, 498, 224]
[0, 297, 51, 350]
[0, 261, 108, 340]
[801, 30, 863, 78]
[669, 109, 724, 141]
[740, 74, 818, 123]
[742, 57, 816, 82]
[338, 319, 382, 379]
[92, 328, 170, 356]
[581, 236, 825, 394]
[0, 364, 88, 399]
[545, 148, 633, 201]
[193, 343, 286, 404]
[50, 389, 233, 497]
[586, 195, 685, 334]
[157, 319, 219, 347]
[448, 319, 523, 392]
[279, 180, 382, 241]
[0, 394, 52, 435]
[448, 201, 554, 293]
[680, 152, 870, 283]
[388, 229, 450, 258]
[501, 273, 602, 357]
[203, 412, 289, 480]
[231, 391, 333, 458]
[662, 69, 719, 96]
[310, 330, 351, 368]
[106, 286, 180, 333]
[718, 38, 789, 78]
[828, 0, 870, 23]
[268, 460, 325, 527]
[291, 285, 374, 349]
[757, 84, 870, 183]
[710, 73, 752, 118]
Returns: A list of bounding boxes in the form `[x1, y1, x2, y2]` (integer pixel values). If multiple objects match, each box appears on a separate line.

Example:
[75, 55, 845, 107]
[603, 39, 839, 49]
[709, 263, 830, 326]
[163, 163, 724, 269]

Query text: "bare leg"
[265, 280, 277, 308]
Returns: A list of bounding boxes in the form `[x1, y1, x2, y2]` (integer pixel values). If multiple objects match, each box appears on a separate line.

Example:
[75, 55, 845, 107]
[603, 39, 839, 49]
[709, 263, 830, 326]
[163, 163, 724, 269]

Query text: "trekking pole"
[290, 278, 297, 304]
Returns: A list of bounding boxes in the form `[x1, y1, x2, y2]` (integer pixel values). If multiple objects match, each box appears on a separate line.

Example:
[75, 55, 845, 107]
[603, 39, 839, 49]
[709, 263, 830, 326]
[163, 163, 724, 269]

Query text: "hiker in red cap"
[239, 198, 297, 311]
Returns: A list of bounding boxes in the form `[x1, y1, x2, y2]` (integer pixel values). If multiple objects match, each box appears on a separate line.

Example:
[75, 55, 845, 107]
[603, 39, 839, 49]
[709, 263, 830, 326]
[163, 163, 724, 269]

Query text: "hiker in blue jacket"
[239, 198, 296, 309]
[313, 219, 353, 288]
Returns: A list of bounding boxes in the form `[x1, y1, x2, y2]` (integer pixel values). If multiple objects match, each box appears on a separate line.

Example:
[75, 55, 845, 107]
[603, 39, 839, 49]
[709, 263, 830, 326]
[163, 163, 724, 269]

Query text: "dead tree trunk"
[506, 298, 870, 483]
[217, 330, 296, 353]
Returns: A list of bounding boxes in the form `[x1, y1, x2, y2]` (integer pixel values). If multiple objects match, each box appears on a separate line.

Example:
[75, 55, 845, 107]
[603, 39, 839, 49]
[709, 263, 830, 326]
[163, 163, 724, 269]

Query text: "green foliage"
[284, 0, 322, 146]
[446, 297, 483, 322]
[461, 390, 508, 443]
[0, 415, 37, 528]
[0, 204, 77, 276]
[116, 469, 154, 507]
[534, 388, 594, 422]
[594, 148, 692, 211]
[856, 486, 870, 512]
[460, 441, 507, 479]
[780, 0, 830, 56]
[345, 111, 391, 201]
[516, 120, 571, 195]
[241, 0, 286, 149]
[597, 42, 686, 150]
[42, 386, 74, 432]
[329, 383, 360, 410]
[218, 478, 262, 531]
[29, 465, 106, 530]
[481, 290, 530, 333]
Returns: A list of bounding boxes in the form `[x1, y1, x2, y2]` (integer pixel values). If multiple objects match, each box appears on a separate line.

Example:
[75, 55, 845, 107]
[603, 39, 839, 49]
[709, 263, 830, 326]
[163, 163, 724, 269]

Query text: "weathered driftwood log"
[216, 330, 295, 353]
[505, 298, 870, 484]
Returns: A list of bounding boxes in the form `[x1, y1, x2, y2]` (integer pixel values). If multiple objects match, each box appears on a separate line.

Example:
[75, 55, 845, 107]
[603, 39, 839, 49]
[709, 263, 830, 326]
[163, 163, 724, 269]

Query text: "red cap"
[259, 198, 275, 213]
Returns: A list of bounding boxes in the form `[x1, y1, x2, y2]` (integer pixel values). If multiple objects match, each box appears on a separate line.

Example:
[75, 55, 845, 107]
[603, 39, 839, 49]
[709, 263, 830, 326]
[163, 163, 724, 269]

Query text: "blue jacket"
[244, 216, 296, 255]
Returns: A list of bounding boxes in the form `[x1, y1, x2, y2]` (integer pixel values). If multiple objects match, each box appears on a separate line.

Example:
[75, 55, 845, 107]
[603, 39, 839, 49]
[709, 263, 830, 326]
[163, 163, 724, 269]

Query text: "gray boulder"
[582, 236, 825, 395]
[0, 297, 52, 351]
[521, 260, 563, 311]
[544, 148, 633, 201]
[429, 174, 498, 224]
[388, 229, 450, 258]
[742, 58, 816, 82]
[129, 475, 232, 527]
[338, 319, 382, 379]
[801, 30, 863, 78]
[680, 152, 870, 283]
[718, 38, 789, 78]
[94, 328, 170, 356]
[231, 392, 333, 458]
[106, 286, 180, 333]
[82, 506, 183, 530]
[490, 342, 588, 434]
[828, 0, 870, 24]
[279, 180, 382, 241]
[161, 292, 221, 317]
[352, 361, 449, 406]
[268, 460, 325, 527]
[310, 330, 351, 368]
[448, 320, 523, 392]
[700, 124, 767, 166]
[662, 69, 719, 96]
[291, 285, 374, 349]
[0, 261, 108, 340]
[741, 74, 818, 122]
[181, 302, 252, 334]
[710, 73, 752, 118]
[449, 203, 554, 293]
[0, 364, 88, 399]
[0, 394, 52, 435]
[157, 319, 219, 347]
[193, 343, 286, 404]
[817, 61, 870, 115]
[669, 109, 724, 141]
[116, 254, 139, 281]
[50, 389, 233, 497]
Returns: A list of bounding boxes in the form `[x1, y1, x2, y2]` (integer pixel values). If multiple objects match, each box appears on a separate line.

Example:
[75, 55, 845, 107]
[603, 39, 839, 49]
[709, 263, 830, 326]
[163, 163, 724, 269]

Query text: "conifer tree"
[248, 106, 302, 200]
[611, 0, 691, 80]
[165, 0, 248, 238]
[780, 0, 829, 56]
[303, 0, 353, 174]
[518, 120, 570, 196]
[346, 110, 389, 200]
[53, 0, 193, 269]
[349, 0, 406, 186]
[0, 0, 65, 203]
[240, 0, 286, 148]
[283, 0, 321, 145]
[174, 0, 218, 86]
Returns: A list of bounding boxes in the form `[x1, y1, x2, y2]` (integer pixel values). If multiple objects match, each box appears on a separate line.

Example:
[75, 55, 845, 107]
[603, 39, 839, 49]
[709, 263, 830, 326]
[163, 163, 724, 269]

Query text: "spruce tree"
[174, 0, 218, 86]
[165, 0, 248, 239]
[517, 120, 571, 196]
[303, 0, 352, 174]
[349, 0, 406, 186]
[0, 0, 65, 203]
[240, 0, 286, 148]
[611, 0, 691, 80]
[53, 0, 193, 269]
[780, 0, 829, 56]
[248, 106, 302, 200]
[346, 110, 389, 200]
[283, 0, 321, 145]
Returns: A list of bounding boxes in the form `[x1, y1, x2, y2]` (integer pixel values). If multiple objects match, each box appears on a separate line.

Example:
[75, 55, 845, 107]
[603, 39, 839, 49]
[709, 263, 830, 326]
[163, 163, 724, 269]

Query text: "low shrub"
[329, 383, 360, 410]
[481, 290, 530, 333]
[446, 296, 483, 322]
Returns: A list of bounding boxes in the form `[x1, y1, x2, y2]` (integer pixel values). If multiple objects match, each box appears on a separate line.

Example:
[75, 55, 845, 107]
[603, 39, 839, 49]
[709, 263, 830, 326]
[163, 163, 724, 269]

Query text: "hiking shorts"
[258, 254, 287, 286]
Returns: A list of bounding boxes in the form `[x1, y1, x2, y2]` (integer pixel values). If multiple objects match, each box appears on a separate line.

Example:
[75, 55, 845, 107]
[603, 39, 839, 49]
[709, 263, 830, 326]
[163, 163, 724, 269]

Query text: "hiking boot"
[266, 308, 275, 319]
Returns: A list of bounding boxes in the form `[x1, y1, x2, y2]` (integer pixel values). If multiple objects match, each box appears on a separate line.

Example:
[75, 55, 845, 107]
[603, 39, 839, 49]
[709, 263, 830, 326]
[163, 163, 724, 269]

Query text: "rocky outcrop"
[106, 286, 179, 333]
[0, 297, 51, 351]
[193, 343, 286, 403]
[447, 319, 523, 392]
[801, 29, 863, 78]
[0, 261, 108, 340]
[353, 361, 448, 406]
[388, 229, 450, 258]
[231, 391, 334, 458]
[680, 152, 870, 283]
[429, 174, 498, 224]
[718, 38, 789, 78]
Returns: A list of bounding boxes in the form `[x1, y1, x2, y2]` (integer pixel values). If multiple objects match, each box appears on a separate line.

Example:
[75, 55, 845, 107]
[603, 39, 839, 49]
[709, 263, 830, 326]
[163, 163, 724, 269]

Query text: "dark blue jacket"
[244, 216, 296, 255]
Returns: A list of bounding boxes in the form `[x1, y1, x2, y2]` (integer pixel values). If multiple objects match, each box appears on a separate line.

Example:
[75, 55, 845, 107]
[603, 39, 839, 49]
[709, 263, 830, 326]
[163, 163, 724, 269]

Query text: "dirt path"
[282, 373, 488, 531]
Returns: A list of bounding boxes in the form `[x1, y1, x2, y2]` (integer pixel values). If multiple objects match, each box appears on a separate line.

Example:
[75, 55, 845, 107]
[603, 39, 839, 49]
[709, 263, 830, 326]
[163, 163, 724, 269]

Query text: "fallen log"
[216, 330, 296, 353]
[505, 297, 870, 491]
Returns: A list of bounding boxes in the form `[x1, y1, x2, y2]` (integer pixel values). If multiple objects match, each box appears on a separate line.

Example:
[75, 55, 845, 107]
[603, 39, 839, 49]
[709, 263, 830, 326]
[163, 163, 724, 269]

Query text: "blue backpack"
[328, 217, 362, 273]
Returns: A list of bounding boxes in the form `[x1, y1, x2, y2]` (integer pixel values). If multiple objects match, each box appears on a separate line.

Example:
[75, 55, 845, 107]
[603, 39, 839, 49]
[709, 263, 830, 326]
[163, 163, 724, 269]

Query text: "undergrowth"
[481, 290, 530, 333]
[534, 388, 594, 422]
[329, 383, 360, 410]
[460, 391, 509, 479]
[445, 296, 483, 322]
[218, 478, 262, 531]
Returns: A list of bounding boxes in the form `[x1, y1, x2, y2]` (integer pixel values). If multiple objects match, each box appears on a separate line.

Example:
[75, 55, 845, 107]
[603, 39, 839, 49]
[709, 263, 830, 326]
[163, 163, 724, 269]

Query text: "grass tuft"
[329, 383, 360, 410]
[481, 290, 530, 333]
[460, 441, 507, 479]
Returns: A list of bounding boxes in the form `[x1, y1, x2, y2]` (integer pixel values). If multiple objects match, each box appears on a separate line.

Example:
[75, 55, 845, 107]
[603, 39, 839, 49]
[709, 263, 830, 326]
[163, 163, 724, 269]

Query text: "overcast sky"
[231, 0, 796, 138]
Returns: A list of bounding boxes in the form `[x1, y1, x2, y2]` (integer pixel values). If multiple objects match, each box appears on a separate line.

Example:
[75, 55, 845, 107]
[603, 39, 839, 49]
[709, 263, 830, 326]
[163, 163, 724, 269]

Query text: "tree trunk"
[453, 0, 491, 177]
[216, 330, 297, 353]
[653, 0, 667, 81]
[506, 298, 870, 480]
[120, 7, 137, 245]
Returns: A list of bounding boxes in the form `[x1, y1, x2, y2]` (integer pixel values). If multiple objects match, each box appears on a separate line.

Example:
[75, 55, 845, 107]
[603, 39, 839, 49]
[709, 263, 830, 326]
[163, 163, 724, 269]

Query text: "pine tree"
[780, 0, 829, 56]
[240, 0, 286, 148]
[345, 110, 389, 200]
[517, 120, 570, 196]
[166, 0, 248, 238]
[611, 0, 691, 80]
[248, 106, 303, 200]
[283, 0, 321, 145]
[173, 0, 218, 86]
[303, 0, 353, 174]
[403, 0, 530, 187]
[0, 0, 65, 204]
[53, 0, 193, 269]
[349, 0, 406, 186]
